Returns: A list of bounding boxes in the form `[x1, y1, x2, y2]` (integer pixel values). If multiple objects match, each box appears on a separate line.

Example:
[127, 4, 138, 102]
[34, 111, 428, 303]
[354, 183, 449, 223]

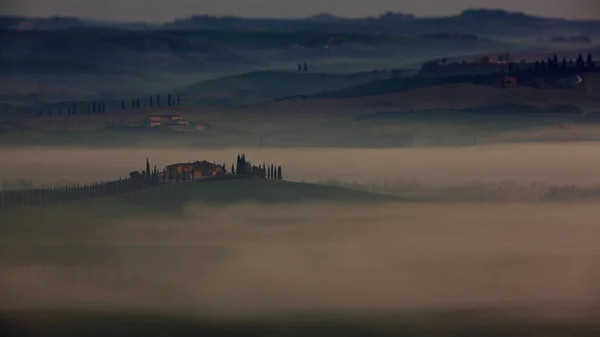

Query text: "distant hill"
[4, 9, 600, 37]
[180, 70, 389, 106]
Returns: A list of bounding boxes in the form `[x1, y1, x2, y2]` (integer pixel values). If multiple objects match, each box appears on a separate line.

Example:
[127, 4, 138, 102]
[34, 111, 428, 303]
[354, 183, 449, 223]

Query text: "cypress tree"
[177, 95, 181, 106]
[562, 57, 567, 70]
[157, 94, 160, 107]
[231, 164, 235, 175]
[150, 96, 153, 107]
[587, 53, 594, 69]
[278, 166, 282, 180]
[168, 94, 172, 107]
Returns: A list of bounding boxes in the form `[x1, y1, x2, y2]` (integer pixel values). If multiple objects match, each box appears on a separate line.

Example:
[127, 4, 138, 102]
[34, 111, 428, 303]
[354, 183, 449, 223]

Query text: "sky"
[2, 0, 600, 23]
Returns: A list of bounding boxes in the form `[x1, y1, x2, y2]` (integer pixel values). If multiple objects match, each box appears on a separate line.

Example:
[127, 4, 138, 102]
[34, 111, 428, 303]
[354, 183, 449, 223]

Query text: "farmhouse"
[166, 161, 225, 180]
[148, 114, 188, 127]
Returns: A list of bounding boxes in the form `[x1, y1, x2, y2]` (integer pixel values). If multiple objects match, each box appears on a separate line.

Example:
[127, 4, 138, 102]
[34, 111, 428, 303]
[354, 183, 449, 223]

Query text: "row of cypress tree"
[34, 93, 182, 118]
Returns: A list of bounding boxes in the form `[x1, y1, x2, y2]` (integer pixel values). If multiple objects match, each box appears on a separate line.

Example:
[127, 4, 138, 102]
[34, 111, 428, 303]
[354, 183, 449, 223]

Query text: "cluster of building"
[124, 114, 210, 132]
[165, 160, 225, 180]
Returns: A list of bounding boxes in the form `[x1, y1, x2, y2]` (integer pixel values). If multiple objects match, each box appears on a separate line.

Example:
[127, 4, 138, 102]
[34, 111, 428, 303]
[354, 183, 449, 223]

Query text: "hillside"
[241, 82, 600, 115]
[179, 70, 388, 106]
[0, 179, 401, 220]
[0, 27, 515, 104]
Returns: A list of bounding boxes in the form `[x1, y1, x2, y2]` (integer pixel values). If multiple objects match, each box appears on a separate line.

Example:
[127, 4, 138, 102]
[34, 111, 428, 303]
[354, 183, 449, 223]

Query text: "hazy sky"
[2, 0, 599, 23]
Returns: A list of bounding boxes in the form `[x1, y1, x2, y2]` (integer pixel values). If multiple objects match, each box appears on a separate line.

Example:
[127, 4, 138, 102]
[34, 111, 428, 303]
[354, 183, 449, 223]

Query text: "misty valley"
[4, 4, 600, 336]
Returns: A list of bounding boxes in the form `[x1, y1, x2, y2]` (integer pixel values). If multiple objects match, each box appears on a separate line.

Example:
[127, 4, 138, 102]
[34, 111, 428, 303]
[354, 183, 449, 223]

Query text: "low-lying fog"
[2, 142, 600, 186]
[2, 202, 600, 320]
[2, 142, 600, 322]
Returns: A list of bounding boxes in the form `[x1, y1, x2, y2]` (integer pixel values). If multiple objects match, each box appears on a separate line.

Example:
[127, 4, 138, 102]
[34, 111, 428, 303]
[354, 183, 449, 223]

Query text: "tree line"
[33, 93, 183, 118]
[234, 153, 283, 180]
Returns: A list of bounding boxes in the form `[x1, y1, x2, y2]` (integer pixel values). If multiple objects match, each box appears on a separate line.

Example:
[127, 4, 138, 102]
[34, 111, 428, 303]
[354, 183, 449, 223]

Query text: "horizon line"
[1, 7, 596, 26]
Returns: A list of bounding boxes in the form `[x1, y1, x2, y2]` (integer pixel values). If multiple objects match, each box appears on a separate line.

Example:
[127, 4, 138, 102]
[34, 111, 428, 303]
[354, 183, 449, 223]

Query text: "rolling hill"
[240, 82, 600, 115]
[0, 179, 401, 221]
[179, 70, 389, 106]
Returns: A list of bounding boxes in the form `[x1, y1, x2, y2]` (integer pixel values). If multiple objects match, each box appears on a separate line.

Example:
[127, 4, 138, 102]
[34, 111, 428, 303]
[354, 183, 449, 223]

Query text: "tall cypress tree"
[277, 166, 282, 180]
[177, 95, 181, 106]
[157, 94, 160, 107]
[168, 94, 172, 107]
[150, 96, 153, 107]
[146, 158, 151, 182]
[136, 98, 140, 108]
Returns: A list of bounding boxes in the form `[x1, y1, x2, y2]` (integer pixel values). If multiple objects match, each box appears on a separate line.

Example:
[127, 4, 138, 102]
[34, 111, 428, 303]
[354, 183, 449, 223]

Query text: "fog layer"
[2, 143, 600, 186]
[2, 202, 600, 320]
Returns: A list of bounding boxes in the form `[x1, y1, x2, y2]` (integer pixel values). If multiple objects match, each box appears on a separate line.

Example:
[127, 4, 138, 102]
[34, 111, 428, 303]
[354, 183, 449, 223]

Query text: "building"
[166, 161, 225, 180]
[148, 115, 185, 127]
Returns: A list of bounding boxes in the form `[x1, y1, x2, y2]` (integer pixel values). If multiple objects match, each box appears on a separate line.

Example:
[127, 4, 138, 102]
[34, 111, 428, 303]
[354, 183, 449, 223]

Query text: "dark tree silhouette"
[303, 62, 308, 72]
[168, 94, 172, 107]
[92, 102, 96, 114]
[587, 53, 595, 69]
[150, 96, 153, 107]
[231, 164, 235, 175]
[157, 94, 160, 107]
[577, 53, 585, 70]
[177, 95, 181, 106]
[277, 166, 282, 180]
[136, 98, 140, 108]
[146, 158, 151, 182]
[562, 57, 567, 70]
[298, 64, 302, 72]
[121, 100, 125, 109]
